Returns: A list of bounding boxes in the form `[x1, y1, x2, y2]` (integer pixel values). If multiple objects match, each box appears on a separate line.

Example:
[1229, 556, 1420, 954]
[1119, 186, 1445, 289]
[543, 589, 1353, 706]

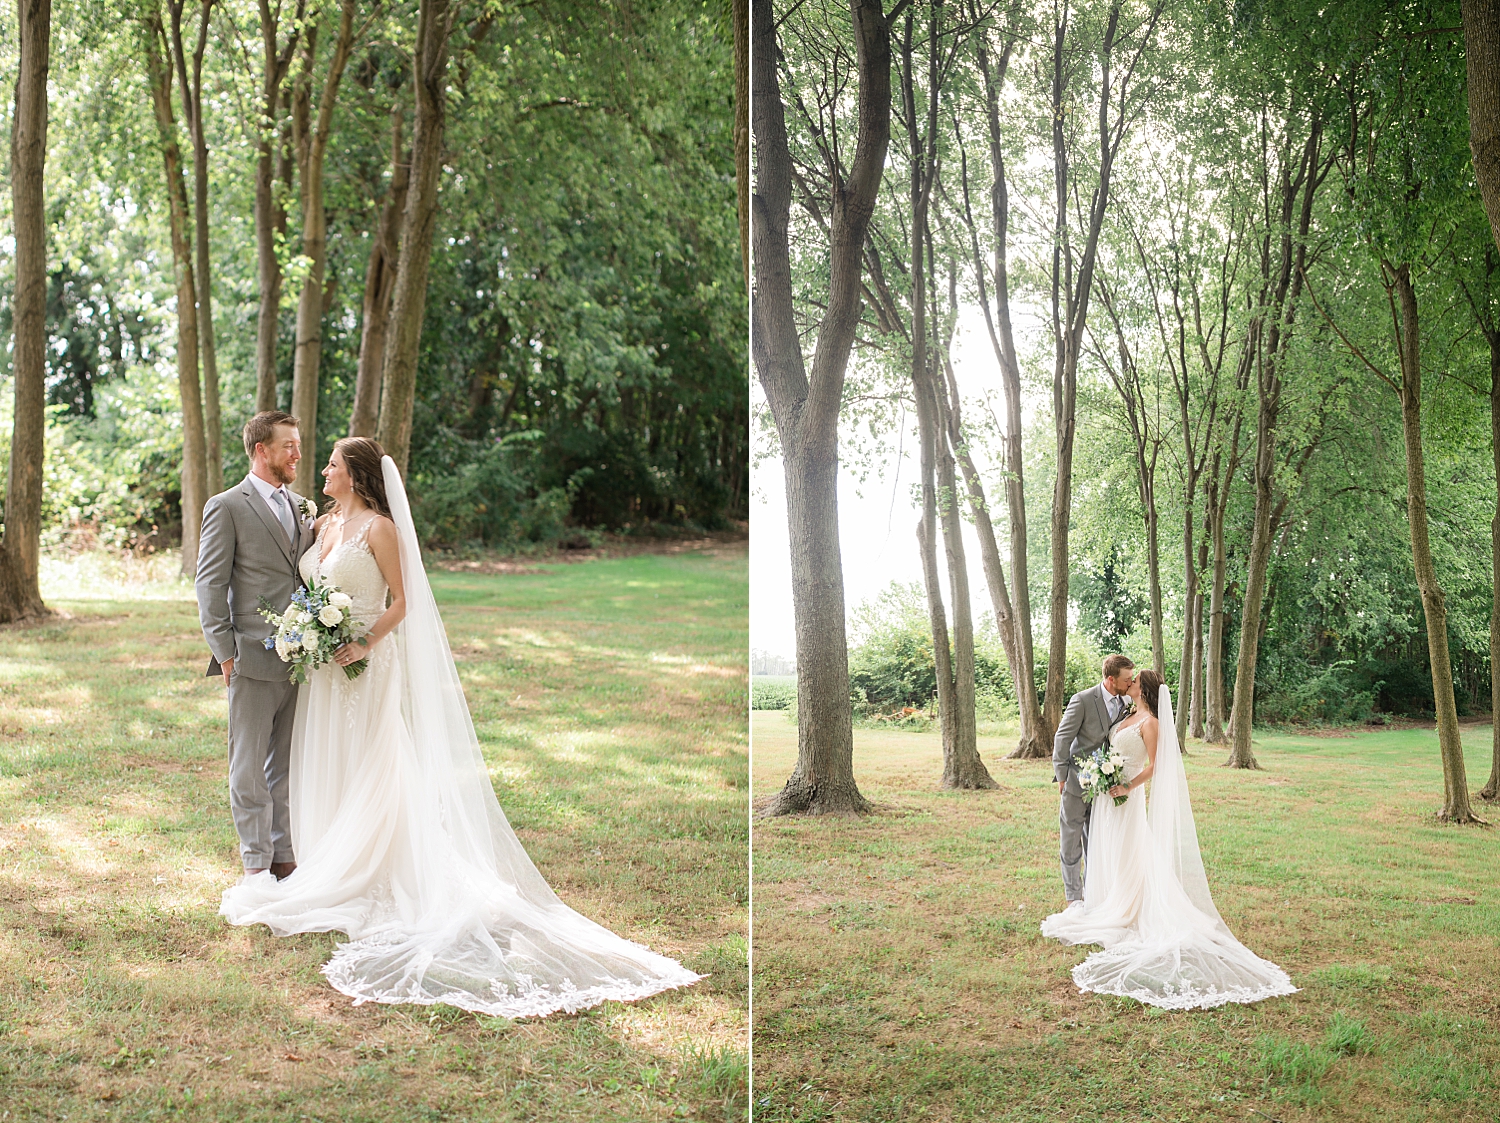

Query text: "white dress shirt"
[248, 470, 296, 540]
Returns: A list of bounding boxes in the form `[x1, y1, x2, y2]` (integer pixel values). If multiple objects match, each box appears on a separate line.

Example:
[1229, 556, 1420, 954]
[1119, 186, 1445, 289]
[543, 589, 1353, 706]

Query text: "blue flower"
[263, 636, 276, 650]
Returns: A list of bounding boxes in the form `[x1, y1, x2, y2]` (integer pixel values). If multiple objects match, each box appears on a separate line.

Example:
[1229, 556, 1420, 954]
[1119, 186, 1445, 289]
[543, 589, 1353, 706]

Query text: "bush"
[409, 431, 578, 548]
[751, 677, 796, 711]
[1254, 658, 1377, 725]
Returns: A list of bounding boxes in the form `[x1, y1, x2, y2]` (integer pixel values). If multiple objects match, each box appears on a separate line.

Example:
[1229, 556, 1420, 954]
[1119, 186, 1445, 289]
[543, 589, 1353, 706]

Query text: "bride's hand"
[334, 640, 369, 666]
[1109, 784, 1130, 799]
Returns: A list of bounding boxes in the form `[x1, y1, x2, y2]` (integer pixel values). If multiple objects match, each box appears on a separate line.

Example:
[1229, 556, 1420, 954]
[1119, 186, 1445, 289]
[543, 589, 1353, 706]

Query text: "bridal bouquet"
[258, 582, 369, 683]
[1076, 743, 1131, 806]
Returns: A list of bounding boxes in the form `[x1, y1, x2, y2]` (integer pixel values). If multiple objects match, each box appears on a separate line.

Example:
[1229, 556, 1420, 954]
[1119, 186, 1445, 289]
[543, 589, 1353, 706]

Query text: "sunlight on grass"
[2, 550, 747, 1122]
[753, 710, 1500, 1123]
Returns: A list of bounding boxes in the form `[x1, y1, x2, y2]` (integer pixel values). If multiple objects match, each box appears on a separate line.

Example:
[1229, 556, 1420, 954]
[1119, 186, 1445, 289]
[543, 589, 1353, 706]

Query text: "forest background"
[0, 0, 746, 594]
[750, 0, 1500, 819]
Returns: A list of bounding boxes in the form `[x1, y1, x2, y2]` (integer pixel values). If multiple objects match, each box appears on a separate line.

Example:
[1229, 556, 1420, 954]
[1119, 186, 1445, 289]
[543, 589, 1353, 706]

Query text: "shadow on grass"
[0, 550, 747, 1122]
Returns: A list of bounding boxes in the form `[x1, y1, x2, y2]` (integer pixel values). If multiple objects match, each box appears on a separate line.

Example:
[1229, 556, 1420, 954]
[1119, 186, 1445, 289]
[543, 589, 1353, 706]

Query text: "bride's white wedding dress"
[220, 457, 700, 1017]
[1040, 689, 1296, 1010]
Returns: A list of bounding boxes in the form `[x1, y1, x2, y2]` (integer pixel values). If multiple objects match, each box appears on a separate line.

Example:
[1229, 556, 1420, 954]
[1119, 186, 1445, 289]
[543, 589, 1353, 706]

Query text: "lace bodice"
[298, 518, 387, 633]
[1111, 720, 1150, 776]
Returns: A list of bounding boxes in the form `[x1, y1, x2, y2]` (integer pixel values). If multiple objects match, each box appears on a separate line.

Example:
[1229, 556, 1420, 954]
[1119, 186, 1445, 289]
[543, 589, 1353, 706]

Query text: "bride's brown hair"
[331, 437, 392, 519]
[1136, 669, 1165, 717]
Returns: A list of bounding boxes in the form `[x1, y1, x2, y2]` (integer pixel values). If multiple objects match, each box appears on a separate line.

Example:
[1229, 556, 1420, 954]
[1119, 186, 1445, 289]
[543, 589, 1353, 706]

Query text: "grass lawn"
[0, 548, 748, 1122]
[751, 711, 1500, 1122]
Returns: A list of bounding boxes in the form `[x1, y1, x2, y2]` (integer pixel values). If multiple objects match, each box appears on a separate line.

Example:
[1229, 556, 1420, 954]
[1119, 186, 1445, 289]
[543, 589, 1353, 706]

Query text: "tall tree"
[289, 0, 359, 495]
[144, 2, 210, 575]
[1040, 0, 1165, 743]
[733, 0, 749, 284]
[169, 0, 222, 493]
[252, 0, 305, 412]
[948, 12, 1047, 759]
[897, 1, 995, 790]
[752, 0, 904, 816]
[350, 102, 408, 437]
[0, 0, 52, 623]
[377, 0, 455, 472]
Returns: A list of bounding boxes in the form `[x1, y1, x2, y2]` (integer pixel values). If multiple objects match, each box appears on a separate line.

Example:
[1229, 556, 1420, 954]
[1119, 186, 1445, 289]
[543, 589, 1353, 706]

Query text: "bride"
[1040, 669, 1297, 1010]
[220, 437, 701, 1017]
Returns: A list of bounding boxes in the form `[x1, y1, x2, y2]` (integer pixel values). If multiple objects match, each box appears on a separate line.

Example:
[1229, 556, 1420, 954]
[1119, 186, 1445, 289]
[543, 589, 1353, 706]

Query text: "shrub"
[409, 431, 577, 548]
[752, 677, 796, 711]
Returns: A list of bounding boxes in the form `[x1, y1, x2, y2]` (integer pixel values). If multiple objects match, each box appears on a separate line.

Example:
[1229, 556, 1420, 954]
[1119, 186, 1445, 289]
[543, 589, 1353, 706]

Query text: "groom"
[195, 411, 317, 880]
[1052, 654, 1136, 908]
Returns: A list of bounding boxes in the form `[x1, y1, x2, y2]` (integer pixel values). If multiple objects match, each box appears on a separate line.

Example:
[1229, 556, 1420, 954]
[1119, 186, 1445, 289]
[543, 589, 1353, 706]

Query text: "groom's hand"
[220, 657, 234, 683]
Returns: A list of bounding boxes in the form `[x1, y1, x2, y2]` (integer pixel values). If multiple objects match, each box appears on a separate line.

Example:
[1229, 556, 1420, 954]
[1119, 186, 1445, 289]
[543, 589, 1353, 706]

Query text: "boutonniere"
[1121, 699, 1137, 718]
[298, 496, 318, 522]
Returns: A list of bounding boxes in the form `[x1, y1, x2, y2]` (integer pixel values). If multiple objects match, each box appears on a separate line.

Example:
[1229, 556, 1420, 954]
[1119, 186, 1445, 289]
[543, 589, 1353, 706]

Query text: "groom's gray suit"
[1053, 683, 1130, 902]
[195, 475, 316, 870]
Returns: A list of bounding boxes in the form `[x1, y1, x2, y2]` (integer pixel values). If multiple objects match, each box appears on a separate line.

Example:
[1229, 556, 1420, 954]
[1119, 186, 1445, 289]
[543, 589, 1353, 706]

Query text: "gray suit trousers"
[226, 672, 298, 868]
[1058, 763, 1092, 902]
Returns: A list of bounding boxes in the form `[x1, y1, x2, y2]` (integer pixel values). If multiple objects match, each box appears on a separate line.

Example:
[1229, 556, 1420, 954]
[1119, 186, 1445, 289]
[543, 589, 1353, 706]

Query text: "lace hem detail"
[1069, 961, 1300, 1010]
[320, 939, 704, 1018]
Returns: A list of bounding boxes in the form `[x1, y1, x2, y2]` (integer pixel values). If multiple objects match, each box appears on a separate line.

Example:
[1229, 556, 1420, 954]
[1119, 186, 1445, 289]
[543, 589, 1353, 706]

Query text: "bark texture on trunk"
[752, 0, 892, 816]
[254, 0, 304, 412]
[1465, 0, 1500, 258]
[1189, 527, 1208, 739]
[146, 8, 209, 577]
[0, 0, 51, 623]
[170, 0, 221, 493]
[1389, 265, 1476, 822]
[1486, 330, 1500, 800]
[733, 0, 749, 287]
[377, 0, 454, 473]
[351, 104, 408, 437]
[290, 0, 356, 495]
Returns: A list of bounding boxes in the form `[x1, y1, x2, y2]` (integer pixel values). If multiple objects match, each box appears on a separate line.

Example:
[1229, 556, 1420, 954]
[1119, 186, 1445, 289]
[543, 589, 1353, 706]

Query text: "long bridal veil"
[1145, 686, 1223, 928]
[315, 457, 701, 1015]
[1065, 684, 1298, 1009]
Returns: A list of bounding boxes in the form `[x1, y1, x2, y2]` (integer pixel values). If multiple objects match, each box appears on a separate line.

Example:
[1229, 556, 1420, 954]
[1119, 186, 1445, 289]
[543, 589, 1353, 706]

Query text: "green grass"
[0, 549, 748, 1121]
[751, 711, 1500, 1122]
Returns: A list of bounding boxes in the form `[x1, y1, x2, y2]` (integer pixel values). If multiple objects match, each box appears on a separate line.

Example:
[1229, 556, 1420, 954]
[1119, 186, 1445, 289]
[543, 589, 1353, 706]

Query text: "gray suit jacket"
[1052, 682, 1130, 782]
[195, 475, 317, 681]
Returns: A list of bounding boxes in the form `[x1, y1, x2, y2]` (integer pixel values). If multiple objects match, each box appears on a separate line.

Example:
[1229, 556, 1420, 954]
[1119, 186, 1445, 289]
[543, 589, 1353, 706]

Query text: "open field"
[752, 711, 1500, 1122]
[0, 549, 748, 1122]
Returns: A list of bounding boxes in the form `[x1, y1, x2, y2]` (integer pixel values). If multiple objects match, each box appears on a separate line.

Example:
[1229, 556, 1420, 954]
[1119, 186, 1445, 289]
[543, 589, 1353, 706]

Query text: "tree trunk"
[1174, 484, 1195, 745]
[1225, 383, 1272, 770]
[377, 0, 454, 474]
[1142, 468, 1164, 675]
[930, 362, 996, 790]
[967, 33, 1044, 757]
[1485, 329, 1500, 800]
[351, 104, 408, 437]
[751, 0, 891, 816]
[145, 8, 209, 577]
[1465, 0, 1500, 258]
[733, 0, 749, 287]
[1189, 525, 1208, 739]
[254, 0, 302, 412]
[1041, 2, 1139, 741]
[0, 0, 51, 624]
[171, 0, 221, 493]
[1390, 264, 1477, 822]
[290, 0, 355, 496]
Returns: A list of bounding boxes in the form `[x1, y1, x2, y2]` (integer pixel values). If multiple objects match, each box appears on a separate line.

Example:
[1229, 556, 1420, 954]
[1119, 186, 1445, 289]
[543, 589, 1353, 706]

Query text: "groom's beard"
[265, 461, 297, 486]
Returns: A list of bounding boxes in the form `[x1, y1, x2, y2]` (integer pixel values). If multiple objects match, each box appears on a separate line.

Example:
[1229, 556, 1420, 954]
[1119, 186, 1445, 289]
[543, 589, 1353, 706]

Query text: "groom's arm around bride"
[1053, 655, 1135, 905]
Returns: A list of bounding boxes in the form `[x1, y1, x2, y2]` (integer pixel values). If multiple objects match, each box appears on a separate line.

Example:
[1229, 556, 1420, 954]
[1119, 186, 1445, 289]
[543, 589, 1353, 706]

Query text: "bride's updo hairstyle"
[333, 436, 392, 519]
[1137, 669, 1165, 717]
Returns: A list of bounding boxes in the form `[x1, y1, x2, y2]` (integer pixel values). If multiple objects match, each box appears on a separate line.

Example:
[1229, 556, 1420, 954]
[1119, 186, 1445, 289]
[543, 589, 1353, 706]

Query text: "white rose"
[317, 605, 344, 627]
[275, 638, 292, 660]
[328, 591, 353, 608]
[301, 634, 320, 653]
[293, 608, 312, 624]
[1102, 761, 1116, 774]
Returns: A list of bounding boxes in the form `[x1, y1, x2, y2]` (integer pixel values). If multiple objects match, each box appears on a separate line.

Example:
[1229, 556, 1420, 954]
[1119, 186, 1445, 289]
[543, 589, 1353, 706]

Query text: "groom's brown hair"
[1102, 654, 1134, 680]
[244, 410, 300, 458]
